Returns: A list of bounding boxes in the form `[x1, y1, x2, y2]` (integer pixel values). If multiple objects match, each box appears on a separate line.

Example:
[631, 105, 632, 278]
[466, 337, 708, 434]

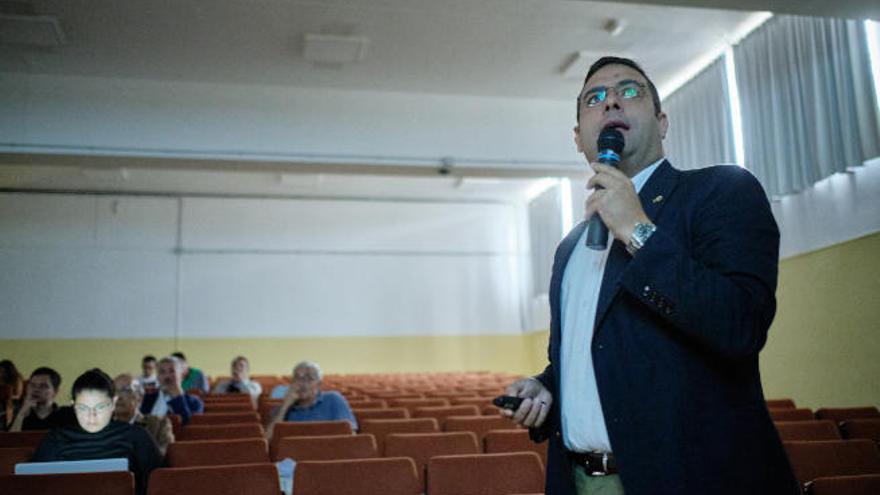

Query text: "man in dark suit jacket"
[504, 56, 800, 495]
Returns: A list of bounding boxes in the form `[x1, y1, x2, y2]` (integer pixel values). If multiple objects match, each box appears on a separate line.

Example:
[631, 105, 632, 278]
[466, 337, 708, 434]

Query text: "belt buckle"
[589, 451, 609, 477]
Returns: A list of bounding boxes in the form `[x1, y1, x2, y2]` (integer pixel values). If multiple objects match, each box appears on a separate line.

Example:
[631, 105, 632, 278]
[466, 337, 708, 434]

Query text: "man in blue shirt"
[266, 361, 357, 439]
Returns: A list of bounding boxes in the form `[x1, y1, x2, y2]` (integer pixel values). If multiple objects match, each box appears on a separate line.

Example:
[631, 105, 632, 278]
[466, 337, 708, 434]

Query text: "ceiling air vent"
[0, 14, 66, 47]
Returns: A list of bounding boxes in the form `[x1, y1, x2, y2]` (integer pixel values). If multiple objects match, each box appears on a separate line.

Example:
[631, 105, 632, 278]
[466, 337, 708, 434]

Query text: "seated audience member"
[267, 361, 356, 438]
[1, 359, 25, 427]
[171, 351, 209, 394]
[212, 356, 262, 404]
[113, 373, 174, 454]
[140, 355, 159, 389]
[7, 367, 70, 432]
[33, 368, 162, 495]
[140, 356, 203, 425]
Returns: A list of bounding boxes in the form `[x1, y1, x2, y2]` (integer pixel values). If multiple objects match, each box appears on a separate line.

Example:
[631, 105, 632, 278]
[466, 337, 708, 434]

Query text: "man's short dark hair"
[30, 367, 61, 391]
[72, 368, 115, 400]
[142, 355, 157, 364]
[171, 351, 186, 362]
[577, 56, 662, 122]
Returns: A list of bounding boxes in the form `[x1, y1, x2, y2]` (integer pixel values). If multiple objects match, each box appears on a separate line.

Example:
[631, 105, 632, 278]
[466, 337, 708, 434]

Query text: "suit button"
[642, 285, 651, 296]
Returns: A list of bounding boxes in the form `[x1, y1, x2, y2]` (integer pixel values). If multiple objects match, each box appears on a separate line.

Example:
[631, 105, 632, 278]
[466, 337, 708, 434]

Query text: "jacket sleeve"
[618, 167, 780, 362]
[167, 394, 204, 425]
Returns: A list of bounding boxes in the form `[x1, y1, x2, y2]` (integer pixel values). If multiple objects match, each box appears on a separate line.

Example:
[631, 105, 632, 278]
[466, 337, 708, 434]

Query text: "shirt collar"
[631, 157, 665, 193]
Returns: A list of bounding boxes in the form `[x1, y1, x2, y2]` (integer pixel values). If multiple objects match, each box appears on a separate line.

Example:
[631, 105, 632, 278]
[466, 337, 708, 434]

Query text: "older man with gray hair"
[139, 355, 203, 425]
[113, 373, 174, 454]
[267, 361, 356, 439]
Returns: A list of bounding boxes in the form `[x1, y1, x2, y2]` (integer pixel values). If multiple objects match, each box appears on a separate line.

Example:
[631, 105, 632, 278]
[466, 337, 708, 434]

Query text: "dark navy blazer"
[532, 161, 801, 495]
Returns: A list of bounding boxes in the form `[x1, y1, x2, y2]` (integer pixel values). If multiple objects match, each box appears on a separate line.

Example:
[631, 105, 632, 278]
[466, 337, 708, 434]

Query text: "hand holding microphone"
[586, 127, 625, 249]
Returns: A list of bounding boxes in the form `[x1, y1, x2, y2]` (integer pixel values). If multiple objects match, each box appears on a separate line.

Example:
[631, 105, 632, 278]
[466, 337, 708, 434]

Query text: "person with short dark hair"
[7, 367, 67, 432]
[140, 356, 203, 424]
[32, 368, 163, 495]
[212, 356, 262, 405]
[140, 355, 158, 388]
[504, 56, 799, 494]
[171, 351, 209, 393]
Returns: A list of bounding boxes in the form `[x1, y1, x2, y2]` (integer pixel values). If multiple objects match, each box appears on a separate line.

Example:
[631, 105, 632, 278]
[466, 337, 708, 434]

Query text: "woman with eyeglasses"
[32, 368, 163, 495]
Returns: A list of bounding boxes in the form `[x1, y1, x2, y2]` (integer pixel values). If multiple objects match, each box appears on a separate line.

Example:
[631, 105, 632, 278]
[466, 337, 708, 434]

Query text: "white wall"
[0, 192, 527, 339]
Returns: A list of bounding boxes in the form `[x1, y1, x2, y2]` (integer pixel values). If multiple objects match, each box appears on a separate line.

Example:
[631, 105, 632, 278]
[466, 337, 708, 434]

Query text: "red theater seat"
[165, 438, 269, 467]
[147, 463, 281, 495]
[0, 471, 134, 495]
[427, 452, 544, 495]
[294, 457, 420, 495]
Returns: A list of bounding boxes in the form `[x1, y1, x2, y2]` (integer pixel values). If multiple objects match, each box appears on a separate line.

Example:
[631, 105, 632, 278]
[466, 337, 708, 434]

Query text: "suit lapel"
[592, 160, 681, 335]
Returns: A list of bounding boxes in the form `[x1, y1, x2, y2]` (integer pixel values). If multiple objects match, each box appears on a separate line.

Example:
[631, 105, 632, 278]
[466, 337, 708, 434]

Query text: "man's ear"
[657, 112, 669, 140]
[574, 126, 584, 153]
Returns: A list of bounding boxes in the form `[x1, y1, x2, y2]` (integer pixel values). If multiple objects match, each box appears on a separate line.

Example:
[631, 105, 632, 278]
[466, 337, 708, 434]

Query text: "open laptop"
[15, 458, 128, 475]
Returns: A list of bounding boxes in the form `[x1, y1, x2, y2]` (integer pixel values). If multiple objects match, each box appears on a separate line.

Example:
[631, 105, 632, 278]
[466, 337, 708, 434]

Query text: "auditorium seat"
[816, 407, 880, 424]
[770, 408, 815, 422]
[444, 415, 520, 443]
[484, 429, 549, 467]
[426, 390, 477, 399]
[188, 412, 260, 425]
[427, 452, 545, 495]
[0, 447, 34, 475]
[389, 398, 450, 415]
[147, 463, 281, 495]
[450, 397, 495, 408]
[167, 413, 183, 436]
[345, 399, 387, 409]
[294, 457, 420, 495]
[203, 403, 255, 413]
[359, 418, 439, 454]
[165, 438, 269, 467]
[175, 423, 264, 441]
[766, 398, 797, 409]
[202, 394, 252, 404]
[353, 407, 409, 423]
[412, 405, 481, 427]
[0, 430, 47, 448]
[384, 431, 480, 492]
[273, 433, 378, 462]
[784, 439, 880, 487]
[257, 399, 283, 425]
[372, 392, 423, 400]
[808, 474, 880, 495]
[0, 471, 134, 495]
[841, 418, 880, 443]
[775, 420, 841, 441]
[269, 420, 353, 458]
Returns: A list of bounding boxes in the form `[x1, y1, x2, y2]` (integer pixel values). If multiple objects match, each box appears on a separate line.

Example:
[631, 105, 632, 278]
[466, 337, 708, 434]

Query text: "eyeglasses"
[293, 374, 319, 383]
[74, 401, 113, 415]
[579, 80, 647, 108]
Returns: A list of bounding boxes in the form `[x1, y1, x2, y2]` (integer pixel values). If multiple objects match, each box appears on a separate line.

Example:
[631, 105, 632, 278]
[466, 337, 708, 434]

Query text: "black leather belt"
[568, 450, 618, 476]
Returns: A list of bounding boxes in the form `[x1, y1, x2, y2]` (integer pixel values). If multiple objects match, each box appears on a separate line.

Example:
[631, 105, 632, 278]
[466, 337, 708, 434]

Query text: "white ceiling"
[1, 0, 763, 99]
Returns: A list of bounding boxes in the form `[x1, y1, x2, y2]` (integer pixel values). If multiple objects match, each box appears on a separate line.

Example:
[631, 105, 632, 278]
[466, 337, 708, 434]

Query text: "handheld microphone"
[585, 127, 625, 249]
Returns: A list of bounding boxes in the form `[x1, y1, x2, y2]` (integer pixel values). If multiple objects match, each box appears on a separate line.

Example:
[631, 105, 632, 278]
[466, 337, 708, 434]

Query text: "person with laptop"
[32, 368, 163, 495]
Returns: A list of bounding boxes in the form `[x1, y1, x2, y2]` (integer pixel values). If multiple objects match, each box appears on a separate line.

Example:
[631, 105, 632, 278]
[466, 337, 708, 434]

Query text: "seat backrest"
[412, 405, 481, 427]
[269, 421, 353, 457]
[274, 433, 378, 462]
[175, 423, 264, 441]
[359, 418, 439, 455]
[147, 463, 281, 495]
[444, 415, 520, 443]
[388, 398, 449, 414]
[841, 418, 880, 442]
[0, 430, 48, 448]
[0, 447, 35, 475]
[353, 407, 409, 423]
[203, 394, 252, 404]
[784, 439, 880, 485]
[484, 429, 549, 467]
[427, 452, 544, 495]
[816, 407, 880, 424]
[775, 420, 841, 441]
[450, 397, 494, 408]
[766, 398, 797, 409]
[203, 403, 255, 414]
[345, 400, 387, 410]
[770, 408, 816, 422]
[293, 457, 420, 495]
[384, 431, 479, 492]
[0, 471, 134, 495]
[188, 412, 260, 425]
[165, 438, 269, 467]
[808, 474, 880, 495]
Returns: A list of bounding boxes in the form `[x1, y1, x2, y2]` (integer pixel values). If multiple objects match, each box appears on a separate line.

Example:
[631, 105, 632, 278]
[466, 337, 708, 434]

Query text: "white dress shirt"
[560, 158, 663, 453]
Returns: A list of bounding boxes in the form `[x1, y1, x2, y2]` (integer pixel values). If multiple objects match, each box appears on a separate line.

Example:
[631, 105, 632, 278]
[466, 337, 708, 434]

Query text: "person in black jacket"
[33, 368, 163, 495]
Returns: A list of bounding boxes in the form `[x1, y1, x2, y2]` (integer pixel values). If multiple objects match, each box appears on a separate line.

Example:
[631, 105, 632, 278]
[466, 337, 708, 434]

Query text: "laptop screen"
[15, 458, 129, 475]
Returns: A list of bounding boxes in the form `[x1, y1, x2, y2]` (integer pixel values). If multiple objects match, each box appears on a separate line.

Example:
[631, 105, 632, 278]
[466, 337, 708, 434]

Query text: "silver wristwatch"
[626, 222, 656, 256]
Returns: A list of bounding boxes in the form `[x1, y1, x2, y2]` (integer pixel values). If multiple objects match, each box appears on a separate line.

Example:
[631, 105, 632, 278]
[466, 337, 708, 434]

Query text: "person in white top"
[212, 356, 262, 405]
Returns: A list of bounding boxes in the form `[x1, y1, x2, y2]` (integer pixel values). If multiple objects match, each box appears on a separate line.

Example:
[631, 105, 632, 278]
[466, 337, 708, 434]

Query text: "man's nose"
[603, 90, 622, 111]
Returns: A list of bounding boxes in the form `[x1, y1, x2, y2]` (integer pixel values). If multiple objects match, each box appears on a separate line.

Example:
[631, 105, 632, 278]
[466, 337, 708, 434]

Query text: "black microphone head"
[597, 127, 625, 154]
